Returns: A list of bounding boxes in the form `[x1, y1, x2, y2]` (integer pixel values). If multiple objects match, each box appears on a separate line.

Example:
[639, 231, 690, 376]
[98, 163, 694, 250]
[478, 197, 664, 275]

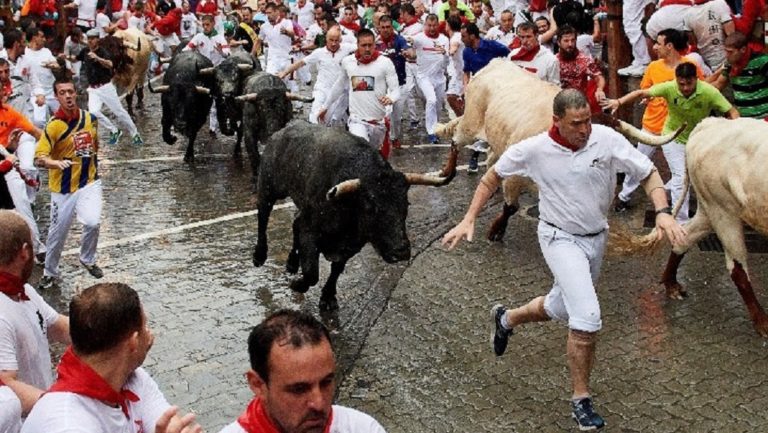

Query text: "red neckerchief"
[0, 272, 29, 301]
[356, 49, 380, 64]
[54, 107, 80, 123]
[403, 16, 419, 27]
[237, 397, 333, 433]
[507, 36, 521, 50]
[509, 44, 539, 61]
[730, 46, 754, 77]
[2, 80, 11, 97]
[49, 347, 140, 419]
[379, 32, 394, 46]
[548, 125, 580, 152]
[425, 29, 439, 38]
[339, 19, 360, 33]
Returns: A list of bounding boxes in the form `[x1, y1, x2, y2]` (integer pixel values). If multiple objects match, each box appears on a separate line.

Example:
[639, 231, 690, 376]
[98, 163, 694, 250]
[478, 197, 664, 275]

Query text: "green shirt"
[648, 80, 732, 144]
[731, 53, 768, 118]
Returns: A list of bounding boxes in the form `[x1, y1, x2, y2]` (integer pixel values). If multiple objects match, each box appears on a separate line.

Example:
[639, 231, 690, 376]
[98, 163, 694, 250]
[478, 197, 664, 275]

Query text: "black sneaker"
[614, 199, 630, 213]
[468, 152, 479, 174]
[490, 304, 513, 356]
[81, 261, 104, 279]
[37, 275, 58, 291]
[572, 397, 605, 431]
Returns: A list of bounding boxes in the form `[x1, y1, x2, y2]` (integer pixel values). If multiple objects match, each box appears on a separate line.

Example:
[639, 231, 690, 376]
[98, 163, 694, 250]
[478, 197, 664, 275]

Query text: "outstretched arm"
[442, 169, 502, 249]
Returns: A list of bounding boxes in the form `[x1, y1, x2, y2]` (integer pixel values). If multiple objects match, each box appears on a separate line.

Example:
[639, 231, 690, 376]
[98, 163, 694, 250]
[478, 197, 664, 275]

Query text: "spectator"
[556, 25, 605, 113]
[683, 0, 735, 70]
[717, 31, 768, 118]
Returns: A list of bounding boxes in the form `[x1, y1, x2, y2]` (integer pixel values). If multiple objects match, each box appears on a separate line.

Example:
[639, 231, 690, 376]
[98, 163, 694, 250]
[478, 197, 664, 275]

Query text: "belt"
[540, 219, 605, 238]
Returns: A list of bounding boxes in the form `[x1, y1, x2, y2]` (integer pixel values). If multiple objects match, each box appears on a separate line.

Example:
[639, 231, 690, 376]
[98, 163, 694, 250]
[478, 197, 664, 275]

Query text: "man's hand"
[655, 213, 687, 247]
[599, 98, 620, 114]
[441, 219, 475, 250]
[594, 89, 605, 102]
[155, 406, 202, 433]
[51, 159, 74, 170]
[35, 95, 45, 106]
[378, 95, 393, 105]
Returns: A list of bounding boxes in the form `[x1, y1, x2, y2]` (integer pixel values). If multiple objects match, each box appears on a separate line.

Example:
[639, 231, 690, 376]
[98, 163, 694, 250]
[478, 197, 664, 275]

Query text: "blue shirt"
[463, 39, 510, 75]
[376, 34, 410, 86]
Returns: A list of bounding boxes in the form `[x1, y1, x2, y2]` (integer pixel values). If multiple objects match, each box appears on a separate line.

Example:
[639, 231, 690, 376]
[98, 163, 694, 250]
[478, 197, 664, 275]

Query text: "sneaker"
[490, 304, 513, 356]
[108, 130, 123, 146]
[392, 139, 402, 149]
[427, 134, 438, 144]
[614, 199, 631, 213]
[467, 152, 479, 174]
[37, 275, 58, 291]
[131, 134, 144, 146]
[617, 64, 646, 77]
[80, 261, 104, 279]
[571, 397, 606, 431]
[35, 252, 46, 264]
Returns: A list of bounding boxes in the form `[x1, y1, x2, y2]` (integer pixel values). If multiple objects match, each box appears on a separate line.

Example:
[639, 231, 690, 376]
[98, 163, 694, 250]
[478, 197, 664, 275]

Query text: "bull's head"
[203, 63, 256, 136]
[150, 82, 211, 134]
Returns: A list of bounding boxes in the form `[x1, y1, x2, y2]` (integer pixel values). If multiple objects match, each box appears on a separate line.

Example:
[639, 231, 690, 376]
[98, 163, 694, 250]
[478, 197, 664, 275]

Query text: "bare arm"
[48, 314, 71, 345]
[725, 106, 740, 119]
[0, 371, 44, 415]
[642, 169, 687, 246]
[601, 88, 651, 113]
[442, 169, 502, 249]
[277, 59, 305, 79]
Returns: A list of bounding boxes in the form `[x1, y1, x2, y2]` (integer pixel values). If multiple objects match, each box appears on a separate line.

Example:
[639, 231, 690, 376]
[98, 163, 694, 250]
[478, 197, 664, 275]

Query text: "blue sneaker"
[131, 134, 144, 146]
[572, 397, 605, 431]
[108, 130, 123, 145]
[428, 134, 438, 144]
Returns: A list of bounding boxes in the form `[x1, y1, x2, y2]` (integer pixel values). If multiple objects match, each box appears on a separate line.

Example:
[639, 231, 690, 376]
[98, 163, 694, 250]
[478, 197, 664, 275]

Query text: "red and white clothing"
[645, 0, 691, 40]
[73, 0, 98, 29]
[683, 0, 733, 69]
[0, 383, 21, 433]
[218, 397, 387, 433]
[558, 51, 603, 111]
[412, 32, 449, 135]
[127, 14, 149, 32]
[400, 20, 424, 125]
[259, 18, 295, 74]
[291, 1, 315, 31]
[21, 349, 171, 433]
[0, 277, 59, 391]
[180, 11, 198, 39]
[95, 12, 112, 38]
[22, 47, 59, 117]
[303, 44, 356, 125]
[623, 0, 654, 68]
[485, 25, 516, 47]
[184, 30, 230, 65]
[509, 46, 560, 86]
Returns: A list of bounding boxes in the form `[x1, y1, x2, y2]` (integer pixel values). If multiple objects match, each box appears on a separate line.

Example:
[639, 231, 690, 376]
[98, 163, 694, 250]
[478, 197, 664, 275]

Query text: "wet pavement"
[33, 87, 768, 432]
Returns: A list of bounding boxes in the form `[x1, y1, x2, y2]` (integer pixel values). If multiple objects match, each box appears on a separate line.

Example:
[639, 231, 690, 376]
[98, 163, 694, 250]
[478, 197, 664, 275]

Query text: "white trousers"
[88, 83, 138, 137]
[416, 75, 446, 135]
[538, 221, 606, 333]
[404, 63, 419, 123]
[390, 83, 409, 140]
[309, 88, 348, 127]
[44, 180, 103, 277]
[4, 133, 44, 254]
[623, 0, 653, 67]
[662, 140, 689, 224]
[348, 117, 386, 150]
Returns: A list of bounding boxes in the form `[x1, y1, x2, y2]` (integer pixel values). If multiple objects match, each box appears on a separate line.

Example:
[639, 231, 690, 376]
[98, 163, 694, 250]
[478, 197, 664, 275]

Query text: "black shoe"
[81, 261, 104, 279]
[490, 304, 513, 356]
[572, 397, 605, 431]
[614, 199, 630, 213]
[35, 252, 46, 264]
[37, 275, 58, 291]
[467, 152, 479, 174]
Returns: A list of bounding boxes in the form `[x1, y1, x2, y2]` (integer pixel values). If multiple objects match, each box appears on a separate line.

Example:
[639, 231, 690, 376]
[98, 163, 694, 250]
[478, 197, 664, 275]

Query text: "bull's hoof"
[286, 252, 299, 274]
[289, 279, 311, 294]
[487, 225, 506, 242]
[319, 296, 339, 312]
[753, 316, 768, 338]
[163, 135, 177, 145]
[664, 282, 687, 300]
[183, 154, 195, 163]
[253, 247, 267, 267]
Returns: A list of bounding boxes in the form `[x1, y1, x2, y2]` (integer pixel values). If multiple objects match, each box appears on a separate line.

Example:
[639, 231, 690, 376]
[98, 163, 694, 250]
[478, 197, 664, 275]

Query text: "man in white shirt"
[682, 0, 734, 70]
[0, 382, 21, 433]
[442, 89, 686, 432]
[319, 28, 400, 151]
[22, 28, 59, 126]
[21, 282, 201, 433]
[278, 26, 355, 125]
[218, 309, 387, 433]
[412, 14, 449, 143]
[65, 0, 98, 31]
[291, 0, 314, 31]
[0, 211, 70, 417]
[256, 2, 297, 91]
[127, 1, 150, 32]
[485, 9, 515, 46]
[509, 21, 559, 85]
[180, 0, 199, 43]
[399, 3, 424, 129]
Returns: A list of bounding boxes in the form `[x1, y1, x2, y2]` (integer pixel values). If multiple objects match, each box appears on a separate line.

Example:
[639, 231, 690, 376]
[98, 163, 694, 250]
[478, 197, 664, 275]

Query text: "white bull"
[436, 59, 678, 240]
[113, 28, 152, 116]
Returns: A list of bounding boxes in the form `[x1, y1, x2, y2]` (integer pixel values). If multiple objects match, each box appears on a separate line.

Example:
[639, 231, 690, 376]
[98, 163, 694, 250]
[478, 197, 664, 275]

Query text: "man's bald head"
[326, 25, 341, 38]
[0, 210, 31, 266]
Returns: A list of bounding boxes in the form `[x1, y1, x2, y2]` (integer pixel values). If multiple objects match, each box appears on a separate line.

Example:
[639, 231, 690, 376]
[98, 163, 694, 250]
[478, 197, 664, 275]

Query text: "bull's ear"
[326, 179, 361, 200]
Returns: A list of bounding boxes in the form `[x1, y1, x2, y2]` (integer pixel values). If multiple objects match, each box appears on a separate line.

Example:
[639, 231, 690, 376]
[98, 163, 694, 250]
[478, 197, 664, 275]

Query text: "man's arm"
[601, 88, 652, 113]
[381, 60, 400, 105]
[641, 169, 687, 246]
[47, 315, 70, 345]
[442, 169, 501, 249]
[277, 59, 306, 79]
[725, 106, 740, 119]
[0, 372, 44, 415]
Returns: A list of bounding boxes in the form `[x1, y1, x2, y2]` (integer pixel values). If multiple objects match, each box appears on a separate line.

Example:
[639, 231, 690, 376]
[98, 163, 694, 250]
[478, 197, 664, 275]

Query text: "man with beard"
[556, 25, 605, 113]
[0, 211, 70, 417]
[219, 309, 387, 433]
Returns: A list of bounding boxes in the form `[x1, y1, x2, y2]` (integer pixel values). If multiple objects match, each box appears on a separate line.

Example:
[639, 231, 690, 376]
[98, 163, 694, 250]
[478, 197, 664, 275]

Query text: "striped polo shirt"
[732, 53, 768, 118]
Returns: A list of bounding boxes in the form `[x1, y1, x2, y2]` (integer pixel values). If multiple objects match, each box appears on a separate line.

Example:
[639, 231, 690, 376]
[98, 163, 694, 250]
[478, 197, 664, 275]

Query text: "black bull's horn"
[326, 172, 453, 200]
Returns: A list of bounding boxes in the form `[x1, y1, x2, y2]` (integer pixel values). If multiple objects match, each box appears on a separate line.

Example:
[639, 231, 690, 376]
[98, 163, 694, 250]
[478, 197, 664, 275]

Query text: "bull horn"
[326, 179, 361, 200]
[195, 86, 211, 95]
[235, 92, 259, 102]
[122, 41, 139, 51]
[237, 64, 254, 72]
[404, 172, 452, 187]
[285, 92, 314, 102]
[198, 67, 216, 75]
[159, 57, 172, 64]
[148, 84, 170, 93]
[616, 120, 686, 146]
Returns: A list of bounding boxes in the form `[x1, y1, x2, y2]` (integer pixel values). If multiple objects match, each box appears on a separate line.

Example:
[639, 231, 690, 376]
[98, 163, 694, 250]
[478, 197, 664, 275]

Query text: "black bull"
[253, 120, 459, 311]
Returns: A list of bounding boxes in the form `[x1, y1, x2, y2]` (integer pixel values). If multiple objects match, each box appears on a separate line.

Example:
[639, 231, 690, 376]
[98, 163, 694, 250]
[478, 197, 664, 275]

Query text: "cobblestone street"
[33, 90, 768, 433]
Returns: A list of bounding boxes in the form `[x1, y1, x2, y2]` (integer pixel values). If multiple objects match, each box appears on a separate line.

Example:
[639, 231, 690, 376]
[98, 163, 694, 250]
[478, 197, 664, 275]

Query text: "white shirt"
[509, 46, 560, 86]
[95, 12, 111, 38]
[0, 286, 59, 391]
[127, 14, 148, 32]
[400, 21, 423, 41]
[73, 0, 98, 27]
[180, 12, 198, 39]
[448, 32, 464, 79]
[259, 18, 294, 63]
[326, 54, 400, 122]
[682, 0, 732, 69]
[412, 32, 449, 81]
[303, 44, 356, 90]
[0, 386, 21, 433]
[485, 25, 515, 46]
[21, 368, 170, 433]
[22, 47, 56, 94]
[305, 22, 323, 44]
[218, 405, 387, 433]
[291, 1, 314, 31]
[184, 31, 230, 65]
[494, 125, 654, 235]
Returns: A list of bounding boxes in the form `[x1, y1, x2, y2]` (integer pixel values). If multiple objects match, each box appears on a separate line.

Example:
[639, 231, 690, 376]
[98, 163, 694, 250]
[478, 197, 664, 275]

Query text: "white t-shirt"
[305, 22, 323, 44]
[95, 12, 111, 38]
[0, 386, 21, 433]
[218, 405, 387, 433]
[259, 18, 294, 63]
[326, 54, 400, 122]
[74, 0, 98, 28]
[0, 286, 59, 391]
[682, 0, 732, 69]
[485, 25, 515, 47]
[509, 46, 560, 85]
[127, 14, 148, 32]
[180, 12, 198, 39]
[21, 367, 170, 433]
[448, 32, 464, 80]
[412, 32, 449, 81]
[291, 1, 314, 31]
[400, 21, 423, 41]
[303, 44, 356, 90]
[184, 32, 230, 65]
[576, 34, 594, 58]
[494, 125, 654, 235]
[22, 48, 57, 95]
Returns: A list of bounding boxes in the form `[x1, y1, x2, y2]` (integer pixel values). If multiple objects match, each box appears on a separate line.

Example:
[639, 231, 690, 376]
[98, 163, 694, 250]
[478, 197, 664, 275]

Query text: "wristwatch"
[655, 206, 673, 216]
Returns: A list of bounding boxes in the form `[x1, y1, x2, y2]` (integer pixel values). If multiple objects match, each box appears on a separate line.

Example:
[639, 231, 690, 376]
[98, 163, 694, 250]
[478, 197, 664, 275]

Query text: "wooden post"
[605, 0, 633, 119]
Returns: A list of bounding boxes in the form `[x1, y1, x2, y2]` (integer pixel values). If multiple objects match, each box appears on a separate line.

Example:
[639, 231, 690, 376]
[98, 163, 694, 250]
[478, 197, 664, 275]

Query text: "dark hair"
[53, 76, 76, 93]
[322, 12, 337, 25]
[425, 13, 439, 23]
[675, 62, 697, 79]
[447, 15, 461, 32]
[357, 28, 375, 40]
[517, 21, 537, 34]
[248, 309, 331, 382]
[0, 58, 7, 68]
[658, 28, 687, 51]
[557, 24, 577, 40]
[535, 16, 549, 25]
[379, 14, 393, 25]
[265, 2, 277, 10]
[400, 3, 415, 16]
[462, 22, 480, 37]
[553, 88, 588, 117]
[3, 29, 23, 50]
[25, 26, 41, 43]
[724, 30, 748, 49]
[70, 283, 144, 355]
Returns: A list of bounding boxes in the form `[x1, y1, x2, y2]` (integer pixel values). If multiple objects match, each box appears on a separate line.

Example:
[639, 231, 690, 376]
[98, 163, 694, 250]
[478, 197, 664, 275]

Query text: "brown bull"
[113, 28, 152, 116]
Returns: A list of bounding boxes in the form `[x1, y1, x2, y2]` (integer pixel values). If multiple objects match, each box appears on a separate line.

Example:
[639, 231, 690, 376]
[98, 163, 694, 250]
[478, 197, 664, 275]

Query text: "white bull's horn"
[122, 41, 139, 50]
[326, 179, 361, 200]
[616, 120, 687, 146]
[237, 64, 254, 72]
[195, 86, 211, 95]
[404, 173, 451, 186]
[235, 92, 259, 102]
[198, 67, 216, 75]
[285, 92, 314, 102]
[151, 85, 170, 93]
[159, 57, 172, 64]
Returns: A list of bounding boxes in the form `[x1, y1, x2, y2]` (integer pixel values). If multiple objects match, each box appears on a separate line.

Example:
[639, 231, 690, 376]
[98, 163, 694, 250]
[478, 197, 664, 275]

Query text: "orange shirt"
[0, 105, 35, 148]
[640, 57, 705, 134]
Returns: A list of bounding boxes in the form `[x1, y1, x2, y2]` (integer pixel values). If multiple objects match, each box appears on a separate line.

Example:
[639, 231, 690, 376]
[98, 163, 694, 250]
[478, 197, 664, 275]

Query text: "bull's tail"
[435, 117, 462, 140]
[670, 168, 689, 220]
